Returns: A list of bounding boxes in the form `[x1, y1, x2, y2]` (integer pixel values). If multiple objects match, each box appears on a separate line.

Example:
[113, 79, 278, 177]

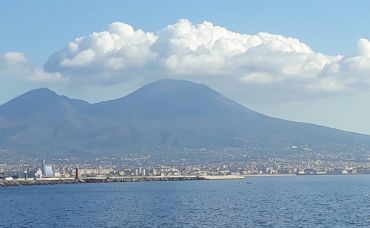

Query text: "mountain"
[0, 88, 94, 153]
[0, 79, 369, 160]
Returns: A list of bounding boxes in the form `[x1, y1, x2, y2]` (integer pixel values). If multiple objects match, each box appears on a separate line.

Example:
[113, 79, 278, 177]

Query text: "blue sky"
[1, 0, 370, 134]
[2, 0, 370, 61]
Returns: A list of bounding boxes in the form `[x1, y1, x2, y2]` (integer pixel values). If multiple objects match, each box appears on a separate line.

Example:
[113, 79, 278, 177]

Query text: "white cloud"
[3, 52, 27, 64]
[28, 69, 66, 83]
[0, 52, 66, 84]
[313, 39, 370, 93]
[358, 38, 370, 57]
[1, 52, 29, 75]
[44, 22, 157, 76]
[242, 72, 276, 84]
[153, 19, 329, 77]
[2, 19, 366, 102]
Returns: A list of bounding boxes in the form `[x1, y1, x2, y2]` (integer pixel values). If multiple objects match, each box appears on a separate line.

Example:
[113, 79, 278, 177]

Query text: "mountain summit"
[0, 79, 369, 160]
[94, 79, 258, 119]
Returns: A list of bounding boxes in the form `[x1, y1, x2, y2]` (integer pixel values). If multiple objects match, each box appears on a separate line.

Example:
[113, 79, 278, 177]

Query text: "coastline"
[0, 175, 245, 187]
[1, 174, 366, 187]
[245, 174, 296, 177]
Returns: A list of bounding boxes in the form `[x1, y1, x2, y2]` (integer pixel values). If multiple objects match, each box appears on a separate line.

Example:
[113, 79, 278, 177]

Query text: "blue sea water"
[1, 175, 370, 227]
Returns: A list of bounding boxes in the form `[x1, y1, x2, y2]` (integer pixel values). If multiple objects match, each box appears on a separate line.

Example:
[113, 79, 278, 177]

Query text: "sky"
[1, 0, 370, 134]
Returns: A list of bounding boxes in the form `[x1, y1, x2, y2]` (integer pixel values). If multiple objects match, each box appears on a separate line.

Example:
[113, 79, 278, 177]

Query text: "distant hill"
[0, 79, 369, 160]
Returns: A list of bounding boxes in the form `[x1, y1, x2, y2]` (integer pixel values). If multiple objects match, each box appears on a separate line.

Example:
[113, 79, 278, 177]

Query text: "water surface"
[1, 175, 370, 227]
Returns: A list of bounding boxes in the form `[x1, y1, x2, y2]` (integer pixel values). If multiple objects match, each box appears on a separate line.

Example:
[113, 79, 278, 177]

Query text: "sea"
[1, 175, 370, 227]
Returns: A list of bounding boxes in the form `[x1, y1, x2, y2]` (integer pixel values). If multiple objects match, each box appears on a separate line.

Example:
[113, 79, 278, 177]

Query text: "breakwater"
[0, 178, 81, 187]
[0, 175, 245, 187]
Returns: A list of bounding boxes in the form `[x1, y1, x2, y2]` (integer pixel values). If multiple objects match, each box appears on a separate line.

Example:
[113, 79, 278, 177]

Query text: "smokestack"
[42, 160, 46, 175]
[75, 167, 79, 179]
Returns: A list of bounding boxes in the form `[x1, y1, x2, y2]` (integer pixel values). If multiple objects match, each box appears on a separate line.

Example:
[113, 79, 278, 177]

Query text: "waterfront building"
[35, 168, 43, 179]
[44, 165, 53, 177]
[41, 160, 54, 177]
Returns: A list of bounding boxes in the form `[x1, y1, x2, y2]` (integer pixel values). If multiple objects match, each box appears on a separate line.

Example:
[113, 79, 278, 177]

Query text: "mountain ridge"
[0, 79, 369, 160]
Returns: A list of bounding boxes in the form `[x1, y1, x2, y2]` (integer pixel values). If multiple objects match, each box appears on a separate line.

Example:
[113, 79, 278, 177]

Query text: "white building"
[35, 168, 43, 178]
[41, 160, 54, 177]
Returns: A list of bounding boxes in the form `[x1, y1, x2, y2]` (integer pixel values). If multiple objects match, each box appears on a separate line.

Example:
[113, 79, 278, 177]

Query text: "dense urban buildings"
[2, 149, 370, 180]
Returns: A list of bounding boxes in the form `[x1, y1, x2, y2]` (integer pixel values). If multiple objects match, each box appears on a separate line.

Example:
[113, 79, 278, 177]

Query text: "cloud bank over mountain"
[2, 19, 370, 101]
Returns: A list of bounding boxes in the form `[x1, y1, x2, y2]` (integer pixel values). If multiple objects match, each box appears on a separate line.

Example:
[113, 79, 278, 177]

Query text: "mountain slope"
[0, 88, 94, 151]
[0, 79, 369, 159]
